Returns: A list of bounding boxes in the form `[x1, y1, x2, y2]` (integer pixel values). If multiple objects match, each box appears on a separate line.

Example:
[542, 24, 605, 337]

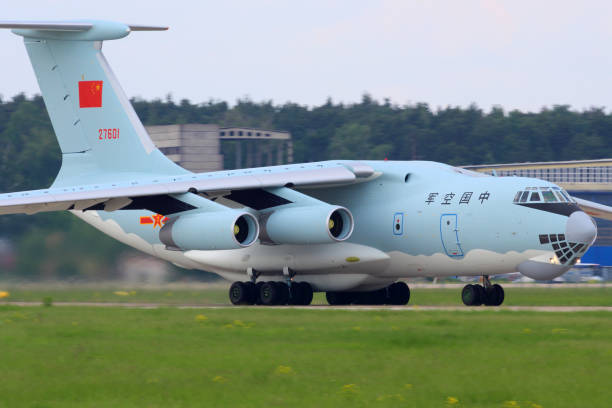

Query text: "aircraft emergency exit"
[0, 20, 610, 306]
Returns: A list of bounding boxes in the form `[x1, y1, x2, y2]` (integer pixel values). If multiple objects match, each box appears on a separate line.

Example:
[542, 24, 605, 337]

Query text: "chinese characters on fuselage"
[425, 191, 490, 205]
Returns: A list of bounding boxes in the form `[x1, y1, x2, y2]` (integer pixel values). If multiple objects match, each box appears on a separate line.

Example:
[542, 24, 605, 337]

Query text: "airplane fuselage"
[75, 160, 591, 292]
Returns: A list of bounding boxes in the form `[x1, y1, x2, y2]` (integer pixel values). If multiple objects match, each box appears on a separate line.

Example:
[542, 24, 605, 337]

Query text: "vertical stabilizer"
[1, 20, 188, 186]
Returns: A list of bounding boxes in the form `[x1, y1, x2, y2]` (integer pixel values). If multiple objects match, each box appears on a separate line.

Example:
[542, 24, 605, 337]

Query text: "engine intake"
[160, 211, 259, 250]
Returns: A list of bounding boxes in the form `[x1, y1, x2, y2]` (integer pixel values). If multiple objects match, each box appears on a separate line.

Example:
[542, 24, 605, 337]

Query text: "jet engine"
[159, 211, 259, 250]
[261, 205, 354, 245]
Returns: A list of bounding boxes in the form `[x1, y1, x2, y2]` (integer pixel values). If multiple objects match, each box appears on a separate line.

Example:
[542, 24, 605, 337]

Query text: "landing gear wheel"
[367, 289, 387, 305]
[484, 284, 505, 306]
[259, 281, 279, 306]
[475, 284, 485, 306]
[254, 281, 265, 305]
[326, 291, 352, 305]
[229, 282, 251, 305]
[275, 282, 290, 305]
[298, 282, 313, 306]
[290, 282, 313, 305]
[288, 283, 303, 305]
[388, 282, 410, 305]
[243, 281, 256, 304]
[461, 284, 483, 306]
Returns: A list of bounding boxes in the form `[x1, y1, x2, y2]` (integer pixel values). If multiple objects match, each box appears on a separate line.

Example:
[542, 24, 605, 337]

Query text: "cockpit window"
[513, 191, 522, 202]
[553, 191, 566, 202]
[541, 191, 557, 202]
[529, 192, 541, 202]
[520, 191, 529, 203]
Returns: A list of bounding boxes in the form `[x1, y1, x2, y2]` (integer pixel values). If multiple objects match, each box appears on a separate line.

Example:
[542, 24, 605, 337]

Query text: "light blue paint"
[440, 213, 464, 258]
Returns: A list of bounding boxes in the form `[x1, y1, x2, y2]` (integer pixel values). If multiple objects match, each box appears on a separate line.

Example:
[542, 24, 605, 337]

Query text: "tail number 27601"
[99, 128, 120, 140]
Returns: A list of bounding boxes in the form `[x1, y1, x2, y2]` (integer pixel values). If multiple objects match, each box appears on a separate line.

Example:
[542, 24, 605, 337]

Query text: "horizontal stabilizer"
[0, 21, 92, 31]
[574, 197, 612, 221]
[0, 20, 167, 41]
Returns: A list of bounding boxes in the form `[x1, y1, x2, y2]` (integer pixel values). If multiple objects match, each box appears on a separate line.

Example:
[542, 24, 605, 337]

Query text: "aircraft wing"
[0, 161, 376, 215]
[573, 197, 612, 221]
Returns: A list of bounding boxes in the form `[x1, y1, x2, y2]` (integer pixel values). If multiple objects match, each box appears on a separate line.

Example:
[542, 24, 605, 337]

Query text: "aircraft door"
[440, 214, 464, 258]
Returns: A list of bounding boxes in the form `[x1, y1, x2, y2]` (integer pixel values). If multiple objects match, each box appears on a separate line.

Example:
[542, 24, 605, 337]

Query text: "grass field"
[0, 306, 610, 407]
[1, 285, 611, 306]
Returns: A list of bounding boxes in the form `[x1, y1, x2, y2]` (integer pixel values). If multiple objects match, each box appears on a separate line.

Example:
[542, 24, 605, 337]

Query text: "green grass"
[0, 307, 610, 407]
[1, 285, 611, 306]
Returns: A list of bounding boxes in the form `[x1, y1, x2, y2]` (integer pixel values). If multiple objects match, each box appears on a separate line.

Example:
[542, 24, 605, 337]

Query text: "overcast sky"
[1, 0, 611, 112]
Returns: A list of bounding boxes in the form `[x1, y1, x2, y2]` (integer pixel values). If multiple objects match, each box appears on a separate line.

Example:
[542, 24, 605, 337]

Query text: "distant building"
[465, 159, 612, 266]
[146, 124, 292, 173]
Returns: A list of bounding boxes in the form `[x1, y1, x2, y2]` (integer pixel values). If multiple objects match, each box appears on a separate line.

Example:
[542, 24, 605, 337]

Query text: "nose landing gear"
[461, 275, 505, 306]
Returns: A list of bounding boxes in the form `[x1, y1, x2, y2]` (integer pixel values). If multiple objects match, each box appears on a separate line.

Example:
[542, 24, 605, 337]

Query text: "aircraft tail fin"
[0, 20, 188, 187]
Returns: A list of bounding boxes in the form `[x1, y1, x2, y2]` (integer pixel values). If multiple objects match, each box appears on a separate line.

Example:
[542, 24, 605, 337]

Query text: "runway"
[2, 301, 611, 312]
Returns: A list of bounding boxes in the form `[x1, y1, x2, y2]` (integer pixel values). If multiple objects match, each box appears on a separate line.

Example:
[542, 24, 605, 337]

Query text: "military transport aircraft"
[0, 20, 610, 307]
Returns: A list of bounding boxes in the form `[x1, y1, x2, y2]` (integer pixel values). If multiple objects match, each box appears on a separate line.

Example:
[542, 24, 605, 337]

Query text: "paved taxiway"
[2, 301, 611, 312]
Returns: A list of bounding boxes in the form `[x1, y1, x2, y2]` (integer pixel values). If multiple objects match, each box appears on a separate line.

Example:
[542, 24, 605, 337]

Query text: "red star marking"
[152, 214, 165, 228]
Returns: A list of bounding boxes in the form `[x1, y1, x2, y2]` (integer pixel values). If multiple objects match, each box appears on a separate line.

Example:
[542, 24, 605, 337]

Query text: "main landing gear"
[326, 281, 410, 306]
[461, 276, 504, 306]
[229, 281, 314, 306]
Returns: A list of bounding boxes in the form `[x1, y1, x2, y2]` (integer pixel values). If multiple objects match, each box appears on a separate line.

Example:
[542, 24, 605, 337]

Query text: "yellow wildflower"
[446, 396, 459, 405]
[404, 383, 413, 389]
[113, 291, 129, 296]
[274, 365, 295, 375]
[0, 291, 9, 299]
[195, 314, 208, 322]
[503, 401, 520, 407]
[341, 384, 359, 394]
[552, 328, 568, 333]
[212, 375, 227, 383]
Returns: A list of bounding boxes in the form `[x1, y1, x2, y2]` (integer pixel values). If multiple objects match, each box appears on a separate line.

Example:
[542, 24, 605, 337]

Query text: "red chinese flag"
[78, 80, 103, 108]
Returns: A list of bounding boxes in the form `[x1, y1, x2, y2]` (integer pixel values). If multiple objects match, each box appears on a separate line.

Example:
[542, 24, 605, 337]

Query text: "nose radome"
[565, 211, 597, 244]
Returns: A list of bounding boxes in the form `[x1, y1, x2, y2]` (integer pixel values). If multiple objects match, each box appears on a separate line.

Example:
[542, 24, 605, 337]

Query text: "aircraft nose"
[565, 211, 597, 244]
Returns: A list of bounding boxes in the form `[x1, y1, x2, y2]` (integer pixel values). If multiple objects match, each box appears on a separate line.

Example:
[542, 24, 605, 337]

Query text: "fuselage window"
[541, 191, 557, 202]
[520, 191, 529, 202]
[529, 192, 541, 202]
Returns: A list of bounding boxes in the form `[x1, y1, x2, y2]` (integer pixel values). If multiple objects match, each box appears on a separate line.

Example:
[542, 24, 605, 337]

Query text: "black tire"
[326, 291, 351, 305]
[388, 282, 410, 305]
[368, 289, 387, 305]
[461, 284, 480, 306]
[298, 282, 313, 305]
[485, 284, 505, 306]
[275, 282, 290, 305]
[229, 281, 249, 305]
[259, 281, 279, 306]
[288, 282, 303, 305]
[243, 281, 257, 304]
[254, 281, 265, 305]
[474, 284, 485, 306]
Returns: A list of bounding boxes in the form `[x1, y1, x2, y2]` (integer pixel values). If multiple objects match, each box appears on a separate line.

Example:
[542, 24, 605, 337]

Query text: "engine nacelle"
[160, 211, 259, 250]
[261, 205, 354, 245]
